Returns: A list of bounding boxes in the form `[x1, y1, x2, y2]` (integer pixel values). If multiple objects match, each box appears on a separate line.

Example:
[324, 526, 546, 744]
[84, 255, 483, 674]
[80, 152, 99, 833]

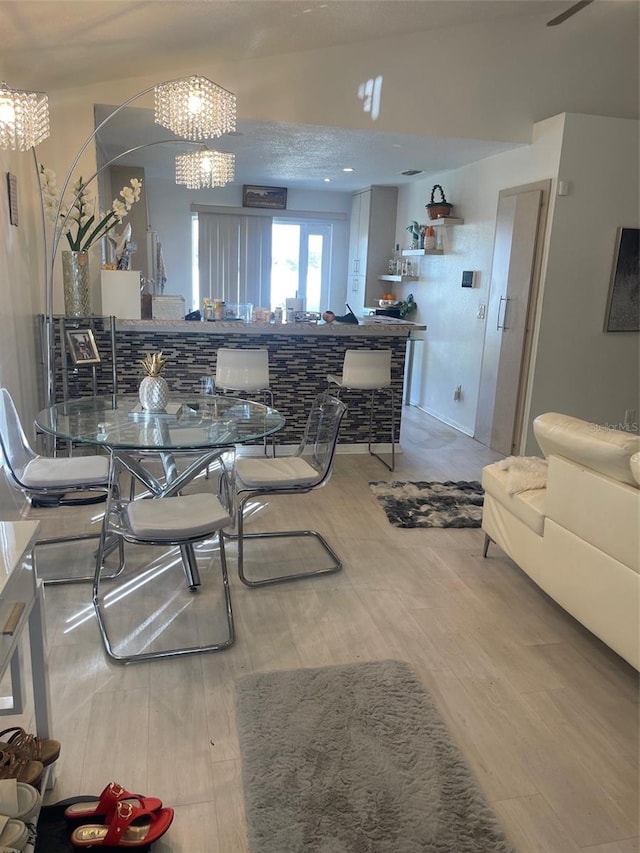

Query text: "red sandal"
[70, 800, 174, 848]
[64, 781, 163, 822]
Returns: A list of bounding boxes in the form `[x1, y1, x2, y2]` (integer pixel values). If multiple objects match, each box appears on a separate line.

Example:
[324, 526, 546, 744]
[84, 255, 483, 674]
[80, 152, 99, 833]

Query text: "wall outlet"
[454, 385, 462, 401]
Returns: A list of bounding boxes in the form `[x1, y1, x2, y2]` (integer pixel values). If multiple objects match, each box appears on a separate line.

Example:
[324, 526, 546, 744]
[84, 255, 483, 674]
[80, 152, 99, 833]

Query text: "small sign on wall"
[6, 173, 18, 226]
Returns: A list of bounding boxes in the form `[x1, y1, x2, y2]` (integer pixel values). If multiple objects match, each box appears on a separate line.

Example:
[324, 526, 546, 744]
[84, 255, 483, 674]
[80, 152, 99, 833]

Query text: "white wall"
[396, 113, 639, 451]
[396, 115, 564, 436]
[0, 146, 46, 516]
[526, 113, 640, 449]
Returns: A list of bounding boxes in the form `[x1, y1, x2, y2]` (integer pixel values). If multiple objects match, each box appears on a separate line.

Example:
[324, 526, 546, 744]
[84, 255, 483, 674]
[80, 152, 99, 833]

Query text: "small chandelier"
[175, 149, 235, 189]
[155, 76, 236, 140]
[0, 82, 50, 151]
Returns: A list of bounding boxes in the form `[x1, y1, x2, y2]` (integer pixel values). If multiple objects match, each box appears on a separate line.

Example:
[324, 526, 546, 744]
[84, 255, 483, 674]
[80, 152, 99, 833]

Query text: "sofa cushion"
[481, 462, 546, 536]
[533, 412, 640, 487]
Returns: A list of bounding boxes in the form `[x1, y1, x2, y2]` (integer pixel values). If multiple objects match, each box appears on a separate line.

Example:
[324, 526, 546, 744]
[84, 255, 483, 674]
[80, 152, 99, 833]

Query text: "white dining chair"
[327, 349, 396, 471]
[230, 393, 347, 587]
[0, 387, 124, 584]
[92, 447, 236, 663]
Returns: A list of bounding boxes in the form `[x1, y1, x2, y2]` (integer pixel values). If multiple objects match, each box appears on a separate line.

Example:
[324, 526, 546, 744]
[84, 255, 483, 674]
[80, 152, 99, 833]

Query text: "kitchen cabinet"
[347, 186, 397, 315]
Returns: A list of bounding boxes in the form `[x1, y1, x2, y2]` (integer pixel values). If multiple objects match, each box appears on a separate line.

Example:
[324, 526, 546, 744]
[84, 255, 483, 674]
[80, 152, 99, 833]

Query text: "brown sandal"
[0, 727, 60, 767]
[0, 748, 43, 786]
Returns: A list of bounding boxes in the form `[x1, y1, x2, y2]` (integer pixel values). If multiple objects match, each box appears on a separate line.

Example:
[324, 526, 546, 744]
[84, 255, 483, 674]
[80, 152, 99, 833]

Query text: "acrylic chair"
[0, 387, 124, 584]
[92, 447, 235, 663]
[214, 347, 274, 454]
[231, 392, 347, 587]
[327, 348, 395, 471]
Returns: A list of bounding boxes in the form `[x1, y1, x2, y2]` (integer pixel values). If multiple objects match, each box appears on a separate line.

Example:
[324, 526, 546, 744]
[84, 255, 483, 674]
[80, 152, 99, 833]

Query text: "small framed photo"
[66, 328, 101, 365]
[242, 184, 287, 210]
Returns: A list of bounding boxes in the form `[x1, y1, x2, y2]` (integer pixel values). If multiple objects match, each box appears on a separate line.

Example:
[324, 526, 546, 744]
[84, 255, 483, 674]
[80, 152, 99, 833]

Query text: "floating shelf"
[428, 217, 464, 226]
[401, 249, 444, 257]
[378, 274, 419, 282]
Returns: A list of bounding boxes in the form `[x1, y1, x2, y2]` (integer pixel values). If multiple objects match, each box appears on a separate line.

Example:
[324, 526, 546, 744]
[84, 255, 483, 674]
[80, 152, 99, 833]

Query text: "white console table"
[0, 519, 52, 739]
[0, 521, 54, 852]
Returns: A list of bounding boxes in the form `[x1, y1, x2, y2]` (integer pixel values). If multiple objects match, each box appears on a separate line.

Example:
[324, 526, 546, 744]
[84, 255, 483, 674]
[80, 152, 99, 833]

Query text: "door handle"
[497, 295, 510, 331]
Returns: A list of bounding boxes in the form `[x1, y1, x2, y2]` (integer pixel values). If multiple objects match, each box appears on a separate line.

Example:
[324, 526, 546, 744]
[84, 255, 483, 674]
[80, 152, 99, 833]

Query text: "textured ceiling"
[94, 105, 522, 192]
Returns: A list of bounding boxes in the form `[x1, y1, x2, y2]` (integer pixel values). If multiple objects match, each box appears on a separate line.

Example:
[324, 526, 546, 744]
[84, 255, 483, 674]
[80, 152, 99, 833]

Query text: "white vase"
[139, 376, 169, 412]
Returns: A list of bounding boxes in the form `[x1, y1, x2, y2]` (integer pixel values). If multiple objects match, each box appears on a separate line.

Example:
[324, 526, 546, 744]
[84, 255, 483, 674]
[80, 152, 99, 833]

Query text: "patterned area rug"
[235, 660, 514, 853]
[370, 480, 484, 528]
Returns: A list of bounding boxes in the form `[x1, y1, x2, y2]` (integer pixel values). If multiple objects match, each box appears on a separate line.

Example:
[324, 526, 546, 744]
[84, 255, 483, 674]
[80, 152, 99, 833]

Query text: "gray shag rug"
[369, 480, 484, 529]
[235, 660, 514, 853]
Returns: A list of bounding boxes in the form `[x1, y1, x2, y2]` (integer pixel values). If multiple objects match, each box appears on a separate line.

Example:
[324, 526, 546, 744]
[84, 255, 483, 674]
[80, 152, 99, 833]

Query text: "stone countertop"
[116, 317, 427, 337]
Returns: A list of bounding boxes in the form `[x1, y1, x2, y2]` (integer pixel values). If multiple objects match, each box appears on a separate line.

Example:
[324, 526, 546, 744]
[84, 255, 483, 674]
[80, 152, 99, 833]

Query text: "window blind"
[198, 212, 272, 306]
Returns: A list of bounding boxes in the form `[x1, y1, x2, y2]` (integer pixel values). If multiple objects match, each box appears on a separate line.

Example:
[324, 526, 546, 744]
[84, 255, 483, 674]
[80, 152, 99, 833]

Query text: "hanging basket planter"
[426, 184, 454, 220]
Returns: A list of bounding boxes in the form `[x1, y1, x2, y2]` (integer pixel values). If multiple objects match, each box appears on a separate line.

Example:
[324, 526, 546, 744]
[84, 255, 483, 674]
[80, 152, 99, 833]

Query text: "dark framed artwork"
[604, 227, 639, 332]
[242, 185, 287, 210]
[66, 328, 101, 365]
[6, 173, 18, 226]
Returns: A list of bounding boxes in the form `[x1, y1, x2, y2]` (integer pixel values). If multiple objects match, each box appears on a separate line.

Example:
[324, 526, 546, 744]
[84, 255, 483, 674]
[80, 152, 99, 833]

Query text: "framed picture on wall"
[242, 185, 287, 210]
[66, 328, 101, 365]
[6, 173, 18, 226]
[604, 226, 639, 332]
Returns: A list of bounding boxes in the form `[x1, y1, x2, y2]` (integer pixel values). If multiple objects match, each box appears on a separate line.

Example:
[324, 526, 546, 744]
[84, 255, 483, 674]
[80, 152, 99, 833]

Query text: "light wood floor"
[9, 407, 640, 852]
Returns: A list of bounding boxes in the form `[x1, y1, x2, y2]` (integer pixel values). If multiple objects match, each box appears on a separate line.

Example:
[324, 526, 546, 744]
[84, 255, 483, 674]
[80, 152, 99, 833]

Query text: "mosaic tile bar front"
[47, 321, 408, 447]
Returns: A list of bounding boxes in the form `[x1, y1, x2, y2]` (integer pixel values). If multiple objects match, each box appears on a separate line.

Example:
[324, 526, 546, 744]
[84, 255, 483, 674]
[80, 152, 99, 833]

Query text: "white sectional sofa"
[481, 412, 640, 670]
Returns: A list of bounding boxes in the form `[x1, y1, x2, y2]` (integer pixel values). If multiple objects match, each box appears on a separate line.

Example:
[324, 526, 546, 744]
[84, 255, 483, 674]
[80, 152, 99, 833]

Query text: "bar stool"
[327, 348, 395, 471]
[215, 347, 274, 454]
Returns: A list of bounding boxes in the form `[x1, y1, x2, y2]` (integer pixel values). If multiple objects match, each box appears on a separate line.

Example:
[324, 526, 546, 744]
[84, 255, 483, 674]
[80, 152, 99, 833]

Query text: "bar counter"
[116, 316, 426, 338]
[57, 317, 426, 448]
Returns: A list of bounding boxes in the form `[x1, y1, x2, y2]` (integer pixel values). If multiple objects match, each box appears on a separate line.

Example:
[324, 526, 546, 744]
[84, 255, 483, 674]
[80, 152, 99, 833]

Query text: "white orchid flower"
[39, 165, 143, 251]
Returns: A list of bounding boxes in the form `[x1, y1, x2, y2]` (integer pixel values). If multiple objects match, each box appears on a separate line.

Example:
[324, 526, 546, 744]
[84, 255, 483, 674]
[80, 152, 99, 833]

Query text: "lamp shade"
[155, 76, 236, 141]
[175, 149, 235, 189]
[0, 82, 50, 151]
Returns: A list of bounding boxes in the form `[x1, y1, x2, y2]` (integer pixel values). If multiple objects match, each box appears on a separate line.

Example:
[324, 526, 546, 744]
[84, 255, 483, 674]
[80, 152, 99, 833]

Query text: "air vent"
[401, 169, 423, 176]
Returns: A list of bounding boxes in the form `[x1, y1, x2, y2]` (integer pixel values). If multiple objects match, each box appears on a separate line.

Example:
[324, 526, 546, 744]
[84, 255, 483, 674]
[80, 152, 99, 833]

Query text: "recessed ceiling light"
[342, 167, 354, 173]
[323, 177, 332, 183]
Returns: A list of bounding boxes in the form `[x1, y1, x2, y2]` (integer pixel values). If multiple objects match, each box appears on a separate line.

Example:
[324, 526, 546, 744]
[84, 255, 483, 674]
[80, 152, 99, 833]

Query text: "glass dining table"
[35, 393, 286, 591]
[35, 393, 284, 489]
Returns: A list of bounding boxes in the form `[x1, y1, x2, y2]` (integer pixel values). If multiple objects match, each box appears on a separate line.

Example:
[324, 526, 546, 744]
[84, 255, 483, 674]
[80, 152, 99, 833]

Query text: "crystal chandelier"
[155, 76, 236, 140]
[0, 82, 50, 151]
[175, 149, 235, 189]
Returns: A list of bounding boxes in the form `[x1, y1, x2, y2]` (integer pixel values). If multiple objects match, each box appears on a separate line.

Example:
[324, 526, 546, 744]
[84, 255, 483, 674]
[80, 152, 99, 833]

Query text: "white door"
[475, 182, 549, 455]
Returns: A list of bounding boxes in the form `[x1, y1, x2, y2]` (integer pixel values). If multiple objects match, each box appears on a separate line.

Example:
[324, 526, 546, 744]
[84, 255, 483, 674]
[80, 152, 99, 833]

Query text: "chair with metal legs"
[214, 347, 275, 455]
[327, 348, 396, 472]
[92, 447, 236, 663]
[231, 392, 347, 587]
[0, 387, 124, 584]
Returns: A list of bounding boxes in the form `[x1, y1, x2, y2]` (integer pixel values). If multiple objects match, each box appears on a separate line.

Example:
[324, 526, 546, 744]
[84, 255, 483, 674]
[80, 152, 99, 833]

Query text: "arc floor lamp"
[0, 76, 237, 409]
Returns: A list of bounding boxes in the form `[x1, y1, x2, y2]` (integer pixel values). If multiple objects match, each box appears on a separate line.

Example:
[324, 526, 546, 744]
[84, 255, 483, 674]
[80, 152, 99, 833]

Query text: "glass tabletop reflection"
[35, 394, 285, 451]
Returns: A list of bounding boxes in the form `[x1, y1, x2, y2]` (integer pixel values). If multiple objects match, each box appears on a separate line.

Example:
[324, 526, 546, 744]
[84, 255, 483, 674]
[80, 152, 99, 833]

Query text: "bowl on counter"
[379, 299, 399, 307]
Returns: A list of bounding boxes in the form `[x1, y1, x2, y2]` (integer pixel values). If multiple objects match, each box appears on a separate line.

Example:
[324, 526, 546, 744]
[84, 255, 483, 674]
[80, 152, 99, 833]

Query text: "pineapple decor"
[138, 350, 170, 412]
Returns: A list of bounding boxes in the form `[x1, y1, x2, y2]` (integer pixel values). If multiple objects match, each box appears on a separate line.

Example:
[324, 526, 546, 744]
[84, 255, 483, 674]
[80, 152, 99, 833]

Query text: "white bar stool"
[215, 347, 274, 454]
[327, 348, 395, 471]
